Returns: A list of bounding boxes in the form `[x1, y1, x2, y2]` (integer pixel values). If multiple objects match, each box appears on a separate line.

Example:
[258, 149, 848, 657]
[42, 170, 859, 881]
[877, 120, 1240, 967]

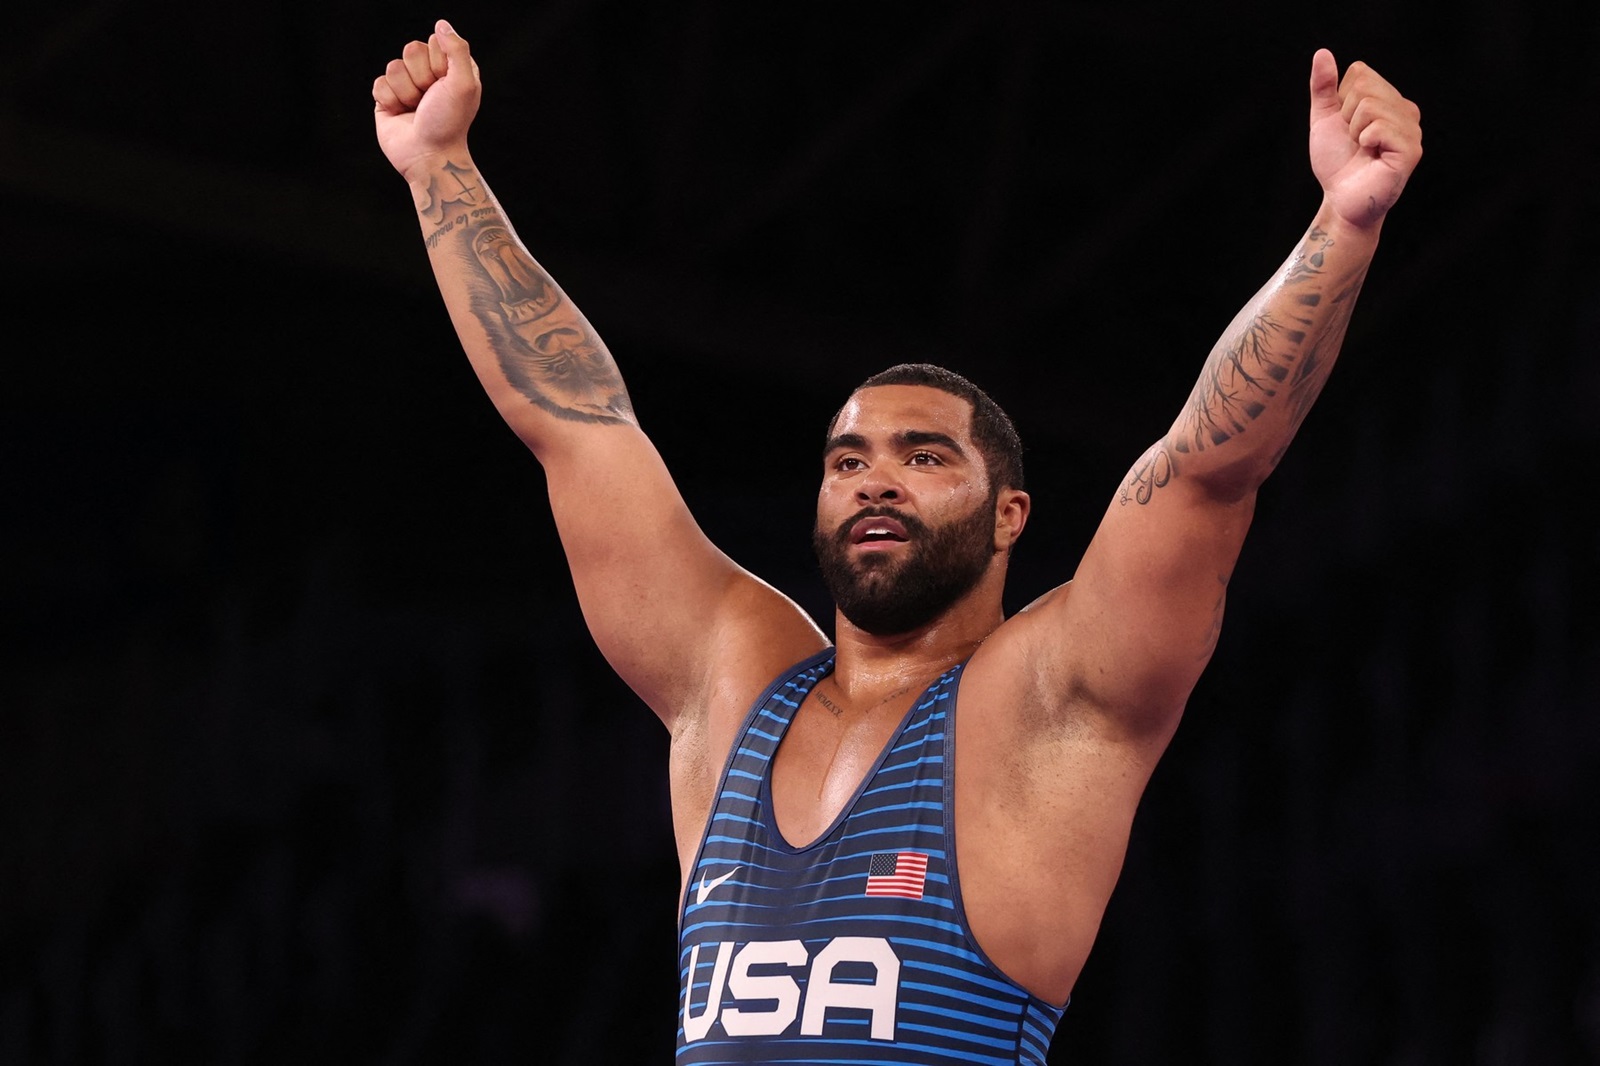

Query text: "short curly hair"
[829, 363, 1025, 493]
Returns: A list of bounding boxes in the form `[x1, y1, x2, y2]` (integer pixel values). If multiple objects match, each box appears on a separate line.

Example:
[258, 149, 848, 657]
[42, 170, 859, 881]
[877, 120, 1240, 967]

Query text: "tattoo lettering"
[1121, 442, 1176, 506]
[812, 684, 911, 719]
[1283, 227, 1334, 285]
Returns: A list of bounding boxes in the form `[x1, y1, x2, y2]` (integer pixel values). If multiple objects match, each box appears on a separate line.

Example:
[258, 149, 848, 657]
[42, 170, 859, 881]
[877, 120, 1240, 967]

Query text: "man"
[373, 20, 1421, 1063]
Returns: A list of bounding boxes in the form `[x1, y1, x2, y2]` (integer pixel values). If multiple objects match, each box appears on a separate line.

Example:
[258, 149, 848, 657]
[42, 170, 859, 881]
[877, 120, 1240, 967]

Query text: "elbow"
[1177, 449, 1275, 507]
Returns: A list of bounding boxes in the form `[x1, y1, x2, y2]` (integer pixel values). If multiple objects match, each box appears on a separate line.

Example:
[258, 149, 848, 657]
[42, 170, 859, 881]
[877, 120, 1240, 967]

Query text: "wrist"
[401, 143, 474, 194]
[1313, 197, 1385, 249]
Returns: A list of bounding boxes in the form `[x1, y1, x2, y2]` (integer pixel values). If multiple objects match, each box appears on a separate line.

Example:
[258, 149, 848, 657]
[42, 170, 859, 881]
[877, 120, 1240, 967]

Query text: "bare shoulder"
[664, 579, 830, 879]
[962, 582, 1086, 732]
[966, 576, 1186, 754]
[681, 572, 832, 761]
[955, 584, 1173, 862]
[710, 575, 832, 712]
[958, 602, 1162, 796]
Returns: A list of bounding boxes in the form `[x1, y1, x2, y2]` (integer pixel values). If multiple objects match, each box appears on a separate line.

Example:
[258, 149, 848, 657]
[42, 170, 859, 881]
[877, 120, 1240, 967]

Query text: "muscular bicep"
[540, 426, 826, 727]
[1027, 441, 1257, 741]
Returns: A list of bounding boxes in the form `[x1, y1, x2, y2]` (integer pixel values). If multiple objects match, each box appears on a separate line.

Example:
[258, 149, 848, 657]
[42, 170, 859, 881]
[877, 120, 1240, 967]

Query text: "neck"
[829, 587, 1004, 696]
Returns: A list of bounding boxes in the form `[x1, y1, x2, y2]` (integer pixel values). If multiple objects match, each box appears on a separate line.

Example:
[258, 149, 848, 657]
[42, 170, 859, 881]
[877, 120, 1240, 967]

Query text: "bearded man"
[373, 19, 1422, 1064]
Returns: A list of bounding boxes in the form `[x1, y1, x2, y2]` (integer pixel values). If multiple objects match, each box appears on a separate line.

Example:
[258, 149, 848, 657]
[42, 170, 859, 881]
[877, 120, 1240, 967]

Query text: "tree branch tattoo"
[1121, 227, 1365, 504]
[419, 162, 633, 424]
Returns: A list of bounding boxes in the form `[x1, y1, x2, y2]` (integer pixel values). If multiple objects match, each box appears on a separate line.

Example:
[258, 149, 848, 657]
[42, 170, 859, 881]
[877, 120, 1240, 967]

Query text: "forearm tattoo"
[418, 163, 634, 424]
[1122, 227, 1364, 504]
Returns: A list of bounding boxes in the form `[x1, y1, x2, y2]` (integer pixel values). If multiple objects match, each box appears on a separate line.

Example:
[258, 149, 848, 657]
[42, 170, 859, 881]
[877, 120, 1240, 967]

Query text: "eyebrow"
[823, 429, 967, 458]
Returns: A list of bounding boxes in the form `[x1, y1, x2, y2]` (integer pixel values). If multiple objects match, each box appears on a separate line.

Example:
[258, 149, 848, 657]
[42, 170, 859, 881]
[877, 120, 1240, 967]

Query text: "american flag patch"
[865, 851, 928, 899]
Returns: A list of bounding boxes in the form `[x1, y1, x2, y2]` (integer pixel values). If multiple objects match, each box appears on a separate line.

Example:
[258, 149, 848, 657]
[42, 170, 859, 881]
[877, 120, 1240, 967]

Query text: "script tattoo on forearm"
[1121, 227, 1364, 504]
[419, 163, 634, 424]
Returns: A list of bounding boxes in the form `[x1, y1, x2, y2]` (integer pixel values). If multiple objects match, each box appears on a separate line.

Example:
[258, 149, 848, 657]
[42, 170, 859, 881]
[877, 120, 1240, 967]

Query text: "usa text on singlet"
[677, 649, 1067, 1065]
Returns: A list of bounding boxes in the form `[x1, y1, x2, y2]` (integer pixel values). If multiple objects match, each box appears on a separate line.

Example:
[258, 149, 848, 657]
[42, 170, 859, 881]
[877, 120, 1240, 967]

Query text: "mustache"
[828, 505, 929, 545]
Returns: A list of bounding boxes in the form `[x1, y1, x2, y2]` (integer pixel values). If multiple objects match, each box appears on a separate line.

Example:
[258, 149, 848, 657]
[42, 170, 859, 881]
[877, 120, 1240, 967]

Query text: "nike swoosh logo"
[695, 866, 740, 905]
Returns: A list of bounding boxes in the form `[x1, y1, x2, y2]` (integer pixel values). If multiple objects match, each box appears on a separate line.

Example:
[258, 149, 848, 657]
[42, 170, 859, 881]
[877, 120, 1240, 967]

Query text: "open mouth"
[849, 516, 910, 547]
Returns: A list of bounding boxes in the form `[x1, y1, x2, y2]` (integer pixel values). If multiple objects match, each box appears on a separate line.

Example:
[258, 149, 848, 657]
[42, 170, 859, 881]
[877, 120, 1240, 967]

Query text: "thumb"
[435, 19, 476, 78]
[1308, 47, 1340, 123]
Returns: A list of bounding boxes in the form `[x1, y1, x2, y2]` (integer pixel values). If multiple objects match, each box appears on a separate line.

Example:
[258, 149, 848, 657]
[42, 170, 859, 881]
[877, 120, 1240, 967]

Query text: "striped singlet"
[676, 648, 1066, 1064]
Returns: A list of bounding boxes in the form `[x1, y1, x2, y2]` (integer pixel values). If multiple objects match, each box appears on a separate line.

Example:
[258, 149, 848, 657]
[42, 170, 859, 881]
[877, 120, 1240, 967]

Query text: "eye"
[833, 455, 865, 471]
[908, 451, 942, 466]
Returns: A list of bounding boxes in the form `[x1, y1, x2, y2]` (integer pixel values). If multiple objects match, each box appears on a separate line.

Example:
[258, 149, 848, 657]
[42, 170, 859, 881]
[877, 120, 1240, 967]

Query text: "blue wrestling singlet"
[676, 649, 1066, 1064]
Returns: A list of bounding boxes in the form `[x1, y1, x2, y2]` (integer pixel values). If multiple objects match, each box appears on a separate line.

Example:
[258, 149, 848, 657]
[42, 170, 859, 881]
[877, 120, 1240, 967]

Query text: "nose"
[855, 466, 903, 504]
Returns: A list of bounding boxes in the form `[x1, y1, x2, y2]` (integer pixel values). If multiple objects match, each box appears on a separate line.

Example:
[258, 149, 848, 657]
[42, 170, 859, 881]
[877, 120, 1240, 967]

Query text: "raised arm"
[1024, 49, 1423, 745]
[372, 21, 826, 727]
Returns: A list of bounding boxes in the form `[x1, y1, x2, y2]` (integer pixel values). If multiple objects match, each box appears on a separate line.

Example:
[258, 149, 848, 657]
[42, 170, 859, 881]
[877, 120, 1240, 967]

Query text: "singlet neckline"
[758, 653, 960, 854]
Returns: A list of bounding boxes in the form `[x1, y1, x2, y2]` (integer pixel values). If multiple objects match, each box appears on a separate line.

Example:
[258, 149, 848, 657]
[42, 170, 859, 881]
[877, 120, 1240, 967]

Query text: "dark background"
[4, 1, 1598, 1063]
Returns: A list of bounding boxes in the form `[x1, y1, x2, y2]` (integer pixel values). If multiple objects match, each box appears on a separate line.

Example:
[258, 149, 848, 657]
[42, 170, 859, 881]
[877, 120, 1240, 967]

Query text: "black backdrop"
[5, 1, 1598, 1063]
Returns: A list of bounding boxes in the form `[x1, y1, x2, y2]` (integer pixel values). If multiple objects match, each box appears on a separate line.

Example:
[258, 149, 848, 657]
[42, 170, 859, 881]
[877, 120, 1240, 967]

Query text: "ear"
[993, 488, 1031, 552]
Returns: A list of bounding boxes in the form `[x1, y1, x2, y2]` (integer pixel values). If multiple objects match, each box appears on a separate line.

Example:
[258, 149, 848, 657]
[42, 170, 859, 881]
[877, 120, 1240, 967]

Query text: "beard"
[812, 499, 997, 636]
